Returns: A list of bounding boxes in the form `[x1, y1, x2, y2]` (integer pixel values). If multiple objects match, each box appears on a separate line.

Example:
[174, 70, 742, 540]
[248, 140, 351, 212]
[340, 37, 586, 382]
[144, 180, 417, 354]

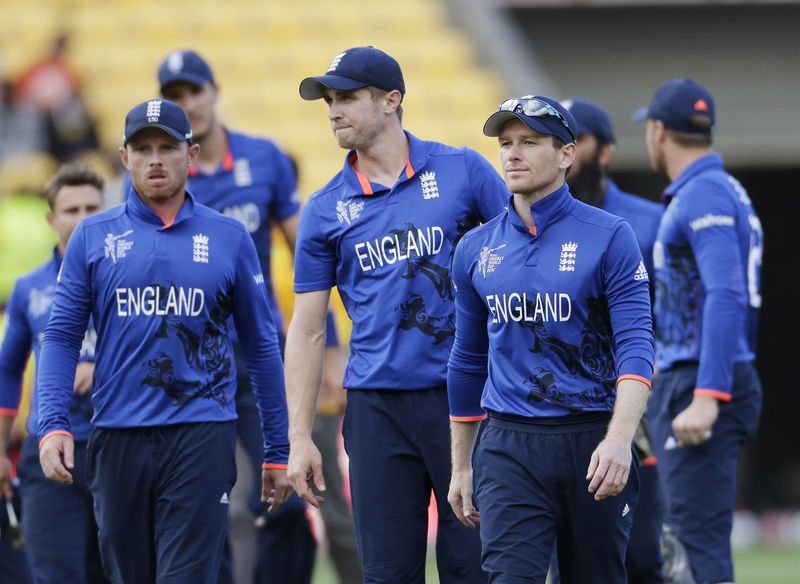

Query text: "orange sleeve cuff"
[0, 408, 18, 418]
[694, 388, 732, 402]
[642, 456, 658, 467]
[617, 374, 652, 390]
[38, 430, 74, 450]
[449, 413, 488, 422]
[261, 463, 288, 471]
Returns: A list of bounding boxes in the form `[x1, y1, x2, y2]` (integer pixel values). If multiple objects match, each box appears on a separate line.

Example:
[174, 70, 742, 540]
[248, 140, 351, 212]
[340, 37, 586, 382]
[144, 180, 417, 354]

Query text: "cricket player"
[286, 46, 510, 583]
[447, 95, 655, 583]
[154, 49, 315, 582]
[35, 99, 291, 583]
[0, 163, 105, 583]
[634, 78, 763, 584]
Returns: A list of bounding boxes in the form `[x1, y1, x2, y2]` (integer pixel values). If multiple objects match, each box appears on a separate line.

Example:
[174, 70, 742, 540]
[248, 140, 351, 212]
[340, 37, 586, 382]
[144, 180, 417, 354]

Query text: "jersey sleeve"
[0, 280, 33, 417]
[268, 145, 301, 222]
[684, 181, 747, 400]
[293, 198, 336, 292]
[603, 221, 655, 387]
[37, 223, 93, 442]
[464, 148, 510, 223]
[447, 237, 490, 421]
[231, 229, 290, 467]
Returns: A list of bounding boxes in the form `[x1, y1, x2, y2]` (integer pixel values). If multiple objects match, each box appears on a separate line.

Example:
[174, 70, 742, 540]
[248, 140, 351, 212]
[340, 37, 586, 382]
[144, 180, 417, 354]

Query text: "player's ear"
[559, 142, 576, 170]
[188, 142, 201, 165]
[598, 142, 615, 166]
[118, 146, 130, 171]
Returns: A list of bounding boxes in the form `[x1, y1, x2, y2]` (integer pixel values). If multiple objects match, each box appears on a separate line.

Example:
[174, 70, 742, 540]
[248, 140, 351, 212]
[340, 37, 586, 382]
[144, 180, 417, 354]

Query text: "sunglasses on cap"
[499, 97, 576, 142]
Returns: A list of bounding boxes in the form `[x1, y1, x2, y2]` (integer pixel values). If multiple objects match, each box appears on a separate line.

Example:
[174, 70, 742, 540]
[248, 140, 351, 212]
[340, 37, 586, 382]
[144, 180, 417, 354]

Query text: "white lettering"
[484, 293, 573, 325]
[354, 225, 446, 272]
[689, 214, 735, 232]
[355, 243, 371, 272]
[114, 286, 206, 317]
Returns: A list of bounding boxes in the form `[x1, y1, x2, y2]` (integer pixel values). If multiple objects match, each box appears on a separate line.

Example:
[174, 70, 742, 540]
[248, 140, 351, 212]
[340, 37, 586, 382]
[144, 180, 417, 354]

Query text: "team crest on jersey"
[327, 52, 347, 72]
[420, 171, 439, 200]
[478, 244, 508, 278]
[193, 234, 209, 263]
[104, 230, 134, 264]
[336, 199, 364, 225]
[634, 260, 649, 282]
[28, 285, 55, 318]
[559, 241, 578, 272]
[233, 158, 253, 187]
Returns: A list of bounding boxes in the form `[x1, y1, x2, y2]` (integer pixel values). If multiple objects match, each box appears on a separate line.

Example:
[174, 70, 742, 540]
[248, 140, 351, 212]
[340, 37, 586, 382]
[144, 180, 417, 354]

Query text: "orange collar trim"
[348, 153, 415, 196]
[188, 145, 234, 177]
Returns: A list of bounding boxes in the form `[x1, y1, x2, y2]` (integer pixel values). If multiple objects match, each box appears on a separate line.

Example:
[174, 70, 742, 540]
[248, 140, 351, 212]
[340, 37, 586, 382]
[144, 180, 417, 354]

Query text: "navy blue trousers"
[0, 476, 32, 584]
[343, 388, 485, 584]
[17, 437, 106, 584]
[648, 361, 761, 584]
[87, 422, 237, 583]
[475, 414, 639, 584]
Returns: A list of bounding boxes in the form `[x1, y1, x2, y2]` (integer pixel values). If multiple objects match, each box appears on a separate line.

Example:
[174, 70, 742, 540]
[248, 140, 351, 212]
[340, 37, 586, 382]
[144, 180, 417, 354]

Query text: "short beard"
[568, 149, 606, 207]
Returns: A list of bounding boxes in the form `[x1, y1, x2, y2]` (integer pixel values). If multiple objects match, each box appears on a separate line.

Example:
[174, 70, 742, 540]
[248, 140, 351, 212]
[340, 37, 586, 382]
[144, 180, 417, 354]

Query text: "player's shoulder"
[422, 139, 487, 167]
[192, 202, 249, 235]
[571, 199, 628, 232]
[608, 185, 662, 217]
[306, 172, 348, 206]
[14, 260, 53, 291]
[227, 129, 281, 153]
[80, 204, 127, 229]
[461, 210, 508, 247]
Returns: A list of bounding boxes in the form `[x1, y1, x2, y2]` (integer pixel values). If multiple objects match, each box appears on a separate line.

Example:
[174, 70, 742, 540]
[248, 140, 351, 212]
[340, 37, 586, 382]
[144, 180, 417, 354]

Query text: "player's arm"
[0, 281, 34, 497]
[231, 229, 291, 512]
[317, 311, 345, 417]
[587, 221, 654, 500]
[672, 182, 749, 445]
[465, 148, 511, 222]
[285, 288, 330, 508]
[272, 148, 302, 254]
[37, 224, 93, 485]
[447, 238, 490, 528]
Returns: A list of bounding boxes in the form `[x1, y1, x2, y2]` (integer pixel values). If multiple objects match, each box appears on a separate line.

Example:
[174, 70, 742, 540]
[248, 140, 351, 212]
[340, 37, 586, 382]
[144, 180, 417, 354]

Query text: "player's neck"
[137, 189, 187, 227]
[665, 146, 714, 181]
[353, 124, 409, 188]
[513, 179, 565, 231]
[194, 123, 227, 174]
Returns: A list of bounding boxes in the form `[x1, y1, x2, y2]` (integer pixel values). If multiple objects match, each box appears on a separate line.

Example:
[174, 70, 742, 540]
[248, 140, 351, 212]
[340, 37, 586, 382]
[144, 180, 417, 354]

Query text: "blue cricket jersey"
[653, 153, 762, 400]
[0, 250, 96, 441]
[603, 179, 663, 277]
[37, 189, 289, 465]
[294, 132, 509, 390]
[448, 185, 654, 420]
[122, 130, 300, 332]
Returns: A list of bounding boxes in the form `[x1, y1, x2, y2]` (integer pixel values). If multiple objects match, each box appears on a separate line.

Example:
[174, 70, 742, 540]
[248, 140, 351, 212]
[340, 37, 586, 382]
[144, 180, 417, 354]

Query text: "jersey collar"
[52, 246, 63, 272]
[341, 131, 428, 196]
[126, 185, 197, 230]
[507, 182, 576, 237]
[663, 152, 724, 201]
[187, 130, 235, 177]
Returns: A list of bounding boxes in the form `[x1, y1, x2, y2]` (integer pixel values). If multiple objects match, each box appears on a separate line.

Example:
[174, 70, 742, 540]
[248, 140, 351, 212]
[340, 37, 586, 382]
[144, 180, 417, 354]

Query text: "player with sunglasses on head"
[447, 95, 654, 583]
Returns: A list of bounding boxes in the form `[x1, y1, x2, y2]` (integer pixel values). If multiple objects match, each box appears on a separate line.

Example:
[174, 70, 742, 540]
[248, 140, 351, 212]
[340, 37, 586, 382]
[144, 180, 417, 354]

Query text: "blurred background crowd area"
[1, 0, 798, 556]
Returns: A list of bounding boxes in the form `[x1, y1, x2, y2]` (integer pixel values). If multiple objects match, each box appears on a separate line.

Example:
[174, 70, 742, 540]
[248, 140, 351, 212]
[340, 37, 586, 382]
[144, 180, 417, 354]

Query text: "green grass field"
[310, 546, 799, 584]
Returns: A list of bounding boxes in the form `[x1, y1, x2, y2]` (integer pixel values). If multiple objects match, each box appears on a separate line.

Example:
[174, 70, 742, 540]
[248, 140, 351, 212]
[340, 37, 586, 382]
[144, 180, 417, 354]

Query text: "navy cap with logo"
[299, 46, 405, 100]
[563, 98, 615, 144]
[158, 50, 215, 92]
[123, 99, 193, 146]
[632, 78, 715, 134]
[483, 95, 577, 145]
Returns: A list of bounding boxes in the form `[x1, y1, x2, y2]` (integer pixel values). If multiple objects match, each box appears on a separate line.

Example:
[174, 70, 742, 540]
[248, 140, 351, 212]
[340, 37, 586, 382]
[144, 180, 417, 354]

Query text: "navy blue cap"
[632, 78, 715, 134]
[299, 46, 405, 100]
[563, 98, 615, 144]
[123, 99, 193, 145]
[483, 95, 577, 145]
[158, 50, 215, 91]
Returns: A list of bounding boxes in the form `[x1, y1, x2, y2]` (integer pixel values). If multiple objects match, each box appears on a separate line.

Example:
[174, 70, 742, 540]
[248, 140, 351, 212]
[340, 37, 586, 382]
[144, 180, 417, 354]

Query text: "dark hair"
[43, 163, 105, 210]
[666, 129, 713, 148]
[369, 87, 403, 122]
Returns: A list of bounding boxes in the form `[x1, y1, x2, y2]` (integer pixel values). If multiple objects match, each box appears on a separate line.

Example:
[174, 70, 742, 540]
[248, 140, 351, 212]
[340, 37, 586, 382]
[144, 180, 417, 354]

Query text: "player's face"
[498, 119, 574, 198]
[120, 128, 199, 203]
[162, 81, 217, 141]
[323, 88, 385, 150]
[47, 184, 103, 252]
[645, 119, 666, 173]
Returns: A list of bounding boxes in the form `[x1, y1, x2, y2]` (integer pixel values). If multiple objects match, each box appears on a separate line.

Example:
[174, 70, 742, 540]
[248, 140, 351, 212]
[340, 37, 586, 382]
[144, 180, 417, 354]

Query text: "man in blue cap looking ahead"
[447, 95, 654, 583]
[634, 79, 764, 584]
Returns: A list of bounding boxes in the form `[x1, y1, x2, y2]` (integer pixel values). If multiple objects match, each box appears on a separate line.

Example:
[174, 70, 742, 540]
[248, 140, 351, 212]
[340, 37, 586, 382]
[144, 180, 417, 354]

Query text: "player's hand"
[261, 467, 292, 513]
[73, 362, 95, 396]
[448, 468, 480, 528]
[39, 434, 74, 484]
[672, 395, 719, 447]
[287, 435, 326, 508]
[0, 454, 13, 499]
[586, 435, 632, 501]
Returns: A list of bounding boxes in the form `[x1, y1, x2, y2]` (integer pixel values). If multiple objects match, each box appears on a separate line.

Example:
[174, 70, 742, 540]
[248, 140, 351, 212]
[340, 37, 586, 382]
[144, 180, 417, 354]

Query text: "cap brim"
[299, 75, 369, 100]
[631, 107, 650, 124]
[124, 123, 191, 146]
[483, 111, 572, 143]
[159, 73, 210, 92]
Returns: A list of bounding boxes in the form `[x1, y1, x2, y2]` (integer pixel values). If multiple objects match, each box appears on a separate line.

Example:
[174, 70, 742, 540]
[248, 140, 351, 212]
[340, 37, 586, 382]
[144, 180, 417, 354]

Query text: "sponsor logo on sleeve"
[253, 273, 265, 285]
[634, 260, 649, 282]
[688, 214, 735, 232]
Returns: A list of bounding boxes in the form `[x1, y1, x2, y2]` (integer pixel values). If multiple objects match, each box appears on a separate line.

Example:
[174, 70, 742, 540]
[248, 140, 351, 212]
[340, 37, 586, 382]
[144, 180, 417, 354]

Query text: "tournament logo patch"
[336, 199, 363, 225]
[478, 244, 507, 278]
[104, 230, 134, 264]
